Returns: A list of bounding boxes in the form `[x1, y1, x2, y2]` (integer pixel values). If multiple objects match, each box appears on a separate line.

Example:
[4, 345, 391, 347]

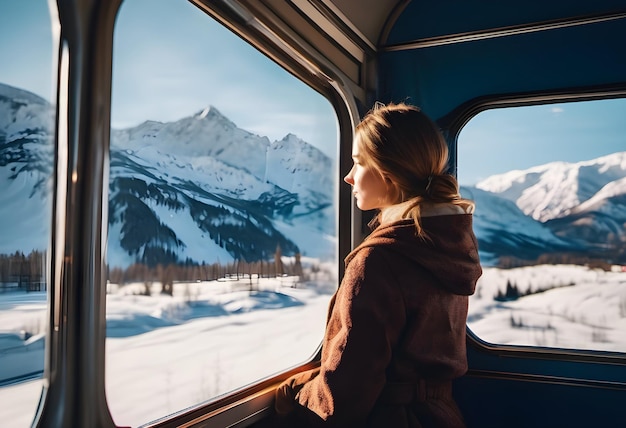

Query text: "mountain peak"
[277, 133, 309, 148]
[476, 151, 626, 223]
[195, 105, 228, 122]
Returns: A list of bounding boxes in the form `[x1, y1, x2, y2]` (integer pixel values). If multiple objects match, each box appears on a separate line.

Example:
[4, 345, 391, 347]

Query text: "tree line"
[108, 252, 303, 295]
[0, 250, 46, 291]
[497, 253, 617, 271]
[1, 247, 303, 296]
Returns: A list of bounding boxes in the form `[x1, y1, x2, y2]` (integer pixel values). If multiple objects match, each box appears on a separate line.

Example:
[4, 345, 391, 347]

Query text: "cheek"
[356, 170, 372, 189]
[360, 170, 387, 197]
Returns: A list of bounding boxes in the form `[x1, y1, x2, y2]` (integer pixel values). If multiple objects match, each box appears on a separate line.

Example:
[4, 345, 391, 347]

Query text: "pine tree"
[274, 245, 283, 277]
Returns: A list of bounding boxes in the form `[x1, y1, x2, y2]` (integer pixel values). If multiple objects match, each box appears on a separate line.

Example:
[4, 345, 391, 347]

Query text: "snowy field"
[0, 273, 334, 428]
[468, 265, 626, 351]
[2, 264, 626, 427]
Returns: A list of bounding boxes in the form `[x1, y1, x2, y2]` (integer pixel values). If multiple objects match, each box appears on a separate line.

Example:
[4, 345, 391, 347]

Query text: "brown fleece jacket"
[274, 214, 482, 427]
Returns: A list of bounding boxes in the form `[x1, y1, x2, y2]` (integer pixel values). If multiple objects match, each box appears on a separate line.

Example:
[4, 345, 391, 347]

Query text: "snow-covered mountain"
[0, 83, 54, 254]
[474, 153, 626, 262]
[0, 83, 336, 267]
[476, 153, 626, 222]
[2, 82, 625, 268]
[107, 106, 337, 267]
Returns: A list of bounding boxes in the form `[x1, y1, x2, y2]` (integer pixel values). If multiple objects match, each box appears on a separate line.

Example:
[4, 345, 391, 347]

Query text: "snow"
[573, 176, 626, 215]
[147, 202, 235, 263]
[0, 274, 334, 428]
[0, 167, 52, 254]
[2, 264, 626, 427]
[477, 152, 626, 222]
[468, 186, 566, 245]
[112, 108, 272, 180]
[103, 279, 332, 426]
[469, 264, 626, 350]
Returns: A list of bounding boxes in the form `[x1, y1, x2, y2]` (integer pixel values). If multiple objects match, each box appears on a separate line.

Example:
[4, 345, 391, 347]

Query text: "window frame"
[445, 88, 626, 365]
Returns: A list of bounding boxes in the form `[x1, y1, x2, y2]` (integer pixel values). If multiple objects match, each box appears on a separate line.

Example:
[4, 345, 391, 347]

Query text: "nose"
[344, 166, 354, 185]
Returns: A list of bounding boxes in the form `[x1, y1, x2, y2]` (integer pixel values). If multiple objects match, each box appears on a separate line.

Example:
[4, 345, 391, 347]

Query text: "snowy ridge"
[572, 176, 626, 215]
[0, 84, 54, 255]
[472, 152, 626, 260]
[112, 106, 272, 178]
[477, 152, 626, 222]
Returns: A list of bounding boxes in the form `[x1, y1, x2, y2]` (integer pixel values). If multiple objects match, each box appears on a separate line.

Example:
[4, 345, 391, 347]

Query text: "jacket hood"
[345, 214, 482, 296]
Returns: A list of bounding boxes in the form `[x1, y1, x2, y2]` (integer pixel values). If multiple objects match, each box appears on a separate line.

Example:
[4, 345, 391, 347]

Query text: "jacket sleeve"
[293, 248, 406, 426]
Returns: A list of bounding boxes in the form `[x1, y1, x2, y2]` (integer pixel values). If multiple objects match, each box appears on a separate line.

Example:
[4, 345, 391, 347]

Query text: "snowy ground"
[468, 265, 626, 350]
[2, 264, 626, 427]
[0, 274, 334, 428]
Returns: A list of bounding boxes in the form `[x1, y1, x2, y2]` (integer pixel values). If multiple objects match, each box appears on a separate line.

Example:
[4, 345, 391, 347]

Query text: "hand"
[274, 367, 321, 416]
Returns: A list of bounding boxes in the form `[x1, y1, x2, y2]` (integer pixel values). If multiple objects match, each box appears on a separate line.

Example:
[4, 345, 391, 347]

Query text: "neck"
[379, 200, 471, 226]
[379, 202, 412, 225]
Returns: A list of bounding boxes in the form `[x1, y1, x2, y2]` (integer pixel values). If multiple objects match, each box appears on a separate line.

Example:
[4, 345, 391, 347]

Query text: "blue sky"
[458, 99, 626, 185]
[111, 0, 338, 158]
[0, 1, 54, 101]
[0, 0, 338, 158]
[1, 0, 624, 184]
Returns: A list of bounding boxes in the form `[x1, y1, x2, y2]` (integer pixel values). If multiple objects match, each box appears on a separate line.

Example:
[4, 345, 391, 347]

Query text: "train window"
[0, 1, 55, 427]
[105, 0, 338, 425]
[459, 98, 626, 354]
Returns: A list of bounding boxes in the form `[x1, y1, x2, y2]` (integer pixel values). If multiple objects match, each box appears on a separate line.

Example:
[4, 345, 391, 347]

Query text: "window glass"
[0, 1, 55, 427]
[459, 98, 626, 353]
[106, 1, 338, 425]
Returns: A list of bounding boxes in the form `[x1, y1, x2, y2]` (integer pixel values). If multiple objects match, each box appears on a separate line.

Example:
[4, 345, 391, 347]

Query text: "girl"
[273, 102, 482, 427]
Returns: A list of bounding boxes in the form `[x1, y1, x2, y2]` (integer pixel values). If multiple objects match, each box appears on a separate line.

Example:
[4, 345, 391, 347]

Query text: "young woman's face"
[344, 135, 391, 211]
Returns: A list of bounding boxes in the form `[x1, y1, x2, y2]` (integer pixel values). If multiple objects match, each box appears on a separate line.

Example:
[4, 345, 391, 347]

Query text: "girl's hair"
[355, 102, 474, 236]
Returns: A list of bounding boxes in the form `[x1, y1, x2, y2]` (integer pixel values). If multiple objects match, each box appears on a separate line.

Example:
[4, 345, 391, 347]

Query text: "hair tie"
[425, 175, 433, 193]
[373, 101, 386, 110]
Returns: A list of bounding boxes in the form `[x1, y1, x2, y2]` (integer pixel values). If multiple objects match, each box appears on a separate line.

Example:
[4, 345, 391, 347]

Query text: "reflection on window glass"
[0, 1, 54, 427]
[106, 1, 338, 425]
[459, 98, 626, 353]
